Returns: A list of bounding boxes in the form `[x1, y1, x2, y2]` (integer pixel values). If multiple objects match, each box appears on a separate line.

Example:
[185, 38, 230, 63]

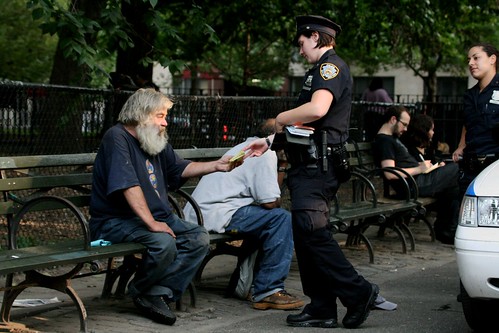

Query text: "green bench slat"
[0, 154, 97, 170]
[0, 243, 146, 276]
[0, 174, 93, 192]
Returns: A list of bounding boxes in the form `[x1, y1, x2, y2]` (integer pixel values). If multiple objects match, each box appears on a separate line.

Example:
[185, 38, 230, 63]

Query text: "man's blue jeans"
[93, 214, 209, 301]
[227, 205, 293, 302]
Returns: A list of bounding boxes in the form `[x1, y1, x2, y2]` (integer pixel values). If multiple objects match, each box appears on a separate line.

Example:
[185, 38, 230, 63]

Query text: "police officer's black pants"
[287, 162, 371, 318]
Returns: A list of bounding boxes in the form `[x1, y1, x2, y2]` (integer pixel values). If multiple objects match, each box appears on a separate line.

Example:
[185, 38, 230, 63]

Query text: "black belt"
[462, 153, 499, 172]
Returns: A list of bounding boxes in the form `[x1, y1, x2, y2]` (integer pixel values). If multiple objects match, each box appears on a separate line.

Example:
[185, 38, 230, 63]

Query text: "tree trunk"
[41, 0, 105, 154]
[116, 0, 158, 86]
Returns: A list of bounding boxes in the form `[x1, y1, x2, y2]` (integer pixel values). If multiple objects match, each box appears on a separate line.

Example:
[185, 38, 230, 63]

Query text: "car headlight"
[460, 196, 499, 227]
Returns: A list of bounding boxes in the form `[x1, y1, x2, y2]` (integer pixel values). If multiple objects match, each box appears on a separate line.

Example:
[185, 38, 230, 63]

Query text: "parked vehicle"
[456, 159, 499, 332]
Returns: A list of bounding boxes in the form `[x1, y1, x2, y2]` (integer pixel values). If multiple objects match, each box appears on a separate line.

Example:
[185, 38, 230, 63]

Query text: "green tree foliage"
[27, 0, 217, 87]
[0, 0, 57, 83]
[336, 0, 499, 100]
[193, 0, 298, 94]
[8, 0, 499, 98]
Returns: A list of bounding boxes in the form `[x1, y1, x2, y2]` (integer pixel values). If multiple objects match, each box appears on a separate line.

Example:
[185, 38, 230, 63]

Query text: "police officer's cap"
[294, 15, 342, 44]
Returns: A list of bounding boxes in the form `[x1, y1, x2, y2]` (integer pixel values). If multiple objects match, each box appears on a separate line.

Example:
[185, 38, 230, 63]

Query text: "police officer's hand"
[452, 147, 464, 162]
[243, 138, 268, 157]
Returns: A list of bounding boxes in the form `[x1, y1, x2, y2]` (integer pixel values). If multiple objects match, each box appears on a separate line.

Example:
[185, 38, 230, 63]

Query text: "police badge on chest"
[303, 75, 313, 91]
[490, 90, 499, 105]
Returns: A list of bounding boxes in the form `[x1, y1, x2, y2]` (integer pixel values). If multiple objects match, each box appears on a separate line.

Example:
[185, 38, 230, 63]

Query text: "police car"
[456, 159, 499, 331]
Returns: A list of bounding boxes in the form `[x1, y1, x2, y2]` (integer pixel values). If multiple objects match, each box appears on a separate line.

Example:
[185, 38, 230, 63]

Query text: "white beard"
[136, 122, 169, 156]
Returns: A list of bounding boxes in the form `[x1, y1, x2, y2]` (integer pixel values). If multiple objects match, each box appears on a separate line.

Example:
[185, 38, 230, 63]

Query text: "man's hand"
[214, 155, 243, 172]
[148, 220, 176, 238]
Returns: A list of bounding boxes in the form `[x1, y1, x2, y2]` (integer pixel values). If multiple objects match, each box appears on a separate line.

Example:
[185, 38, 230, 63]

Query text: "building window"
[435, 77, 468, 102]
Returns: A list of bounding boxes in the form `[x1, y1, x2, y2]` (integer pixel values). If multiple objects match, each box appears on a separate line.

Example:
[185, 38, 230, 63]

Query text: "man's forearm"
[261, 198, 281, 209]
[181, 160, 220, 178]
[123, 186, 156, 227]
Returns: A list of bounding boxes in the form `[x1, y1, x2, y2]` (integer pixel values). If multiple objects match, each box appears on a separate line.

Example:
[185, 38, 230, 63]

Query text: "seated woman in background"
[401, 114, 440, 163]
[400, 114, 460, 244]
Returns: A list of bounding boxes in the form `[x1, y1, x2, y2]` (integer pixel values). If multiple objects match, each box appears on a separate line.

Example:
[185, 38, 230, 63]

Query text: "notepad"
[422, 163, 440, 174]
[285, 125, 314, 137]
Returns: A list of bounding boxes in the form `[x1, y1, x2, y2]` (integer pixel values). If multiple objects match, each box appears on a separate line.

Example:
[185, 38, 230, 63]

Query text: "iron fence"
[0, 82, 463, 156]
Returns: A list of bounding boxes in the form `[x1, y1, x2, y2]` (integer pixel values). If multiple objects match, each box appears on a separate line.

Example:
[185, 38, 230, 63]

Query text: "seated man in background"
[89, 88, 237, 326]
[372, 106, 460, 244]
[183, 118, 304, 311]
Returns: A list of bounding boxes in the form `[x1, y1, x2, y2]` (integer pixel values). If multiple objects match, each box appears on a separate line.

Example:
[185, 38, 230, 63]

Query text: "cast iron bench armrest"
[383, 166, 419, 200]
[9, 195, 90, 250]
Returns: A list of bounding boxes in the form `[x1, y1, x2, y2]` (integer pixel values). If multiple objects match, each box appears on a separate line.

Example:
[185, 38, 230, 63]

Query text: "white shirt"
[183, 137, 280, 233]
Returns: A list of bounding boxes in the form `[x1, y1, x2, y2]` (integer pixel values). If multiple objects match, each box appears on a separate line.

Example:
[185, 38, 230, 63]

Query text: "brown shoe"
[253, 290, 304, 310]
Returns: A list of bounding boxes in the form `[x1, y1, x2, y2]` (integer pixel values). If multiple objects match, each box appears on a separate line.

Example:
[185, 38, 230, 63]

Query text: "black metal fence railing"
[0, 82, 463, 156]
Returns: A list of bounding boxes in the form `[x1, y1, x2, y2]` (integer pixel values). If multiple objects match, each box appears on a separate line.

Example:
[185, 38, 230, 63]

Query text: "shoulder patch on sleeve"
[320, 63, 339, 80]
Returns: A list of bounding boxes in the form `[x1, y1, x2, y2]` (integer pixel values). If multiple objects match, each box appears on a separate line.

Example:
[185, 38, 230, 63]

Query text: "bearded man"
[89, 88, 236, 325]
[372, 105, 460, 244]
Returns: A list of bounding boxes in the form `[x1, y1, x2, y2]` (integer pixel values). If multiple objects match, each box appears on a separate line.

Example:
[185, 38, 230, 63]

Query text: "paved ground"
[2, 220, 469, 333]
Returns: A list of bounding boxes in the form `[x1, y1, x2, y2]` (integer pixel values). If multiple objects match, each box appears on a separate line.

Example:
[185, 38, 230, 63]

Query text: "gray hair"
[118, 88, 173, 126]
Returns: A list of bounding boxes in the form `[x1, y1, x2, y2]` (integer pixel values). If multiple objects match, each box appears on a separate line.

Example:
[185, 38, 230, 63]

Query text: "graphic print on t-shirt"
[146, 159, 160, 197]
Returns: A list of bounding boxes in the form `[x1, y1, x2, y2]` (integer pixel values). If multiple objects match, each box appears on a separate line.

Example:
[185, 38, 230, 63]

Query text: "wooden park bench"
[0, 148, 250, 333]
[328, 141, 437, 263]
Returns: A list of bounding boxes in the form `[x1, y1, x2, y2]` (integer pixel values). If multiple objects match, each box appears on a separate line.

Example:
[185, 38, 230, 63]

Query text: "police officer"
[245, 15, 378, 329]
[452, 43, 499, 194]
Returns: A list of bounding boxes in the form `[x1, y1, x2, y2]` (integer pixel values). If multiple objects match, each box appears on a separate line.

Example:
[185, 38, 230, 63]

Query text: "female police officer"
[452, 43, 499, 194]
[244, 15, 378, 329]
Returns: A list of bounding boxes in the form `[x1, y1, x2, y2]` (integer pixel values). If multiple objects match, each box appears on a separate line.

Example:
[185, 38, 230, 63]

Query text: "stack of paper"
[286, 125, 314, 137]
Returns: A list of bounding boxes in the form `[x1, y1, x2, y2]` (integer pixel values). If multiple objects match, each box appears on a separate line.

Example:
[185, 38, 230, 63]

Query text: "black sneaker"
[133, 295, 176, 325]
[342, 283, 379, 329]
[286, 311, 338, 328]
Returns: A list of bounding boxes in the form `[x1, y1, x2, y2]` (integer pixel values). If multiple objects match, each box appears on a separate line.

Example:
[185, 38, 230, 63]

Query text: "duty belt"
[462, 153, 499, 172]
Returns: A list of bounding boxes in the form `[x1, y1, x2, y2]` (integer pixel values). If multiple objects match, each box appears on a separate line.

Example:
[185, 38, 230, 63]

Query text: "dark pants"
[287, 161, 371, 318]
[93, 214, 209, 301]
[415, 163, 460, 234]
[391, 163, 460, 235]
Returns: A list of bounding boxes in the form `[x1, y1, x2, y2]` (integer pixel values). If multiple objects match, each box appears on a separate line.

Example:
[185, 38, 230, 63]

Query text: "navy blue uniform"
[287, 49, 372, 318]
[463, 73, 499, 155]
[460, 74, 499, 191]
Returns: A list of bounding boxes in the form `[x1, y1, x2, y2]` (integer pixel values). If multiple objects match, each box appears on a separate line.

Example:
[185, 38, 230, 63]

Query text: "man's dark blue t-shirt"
[89, 124, 190, 237]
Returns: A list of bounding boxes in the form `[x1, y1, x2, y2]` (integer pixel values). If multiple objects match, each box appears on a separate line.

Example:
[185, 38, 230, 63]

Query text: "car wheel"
[460, 280, 499, 331]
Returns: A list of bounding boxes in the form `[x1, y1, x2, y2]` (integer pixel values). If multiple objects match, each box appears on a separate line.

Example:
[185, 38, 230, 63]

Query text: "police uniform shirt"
[463, 73, 499, 155]
[296, 49, 351, 145]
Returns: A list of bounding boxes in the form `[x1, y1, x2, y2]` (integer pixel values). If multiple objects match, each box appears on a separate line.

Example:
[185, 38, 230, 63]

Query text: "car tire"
[460, 280, 499, 331]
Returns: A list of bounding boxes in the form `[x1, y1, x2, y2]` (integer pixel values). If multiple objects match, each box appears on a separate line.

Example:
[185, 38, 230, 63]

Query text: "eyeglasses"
[398, 120, 409, 128]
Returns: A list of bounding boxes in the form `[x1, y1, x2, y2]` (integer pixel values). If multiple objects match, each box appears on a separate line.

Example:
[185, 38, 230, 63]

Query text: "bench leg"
[357, 232, 375, 264]
[389, 221, 408, 254]
[195, 241, 250, 283]
[1, 274, 27, 327]
[0, 321, 29, 332]
[412, 215, 436, 242]
[398, 221, 416, 251]
[342, 220, 376, 264]
[176, 282, 197, 310]
[65, 284, 88, 333]
[1, 269, 88, 333]
[101, 255, 139, 299]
